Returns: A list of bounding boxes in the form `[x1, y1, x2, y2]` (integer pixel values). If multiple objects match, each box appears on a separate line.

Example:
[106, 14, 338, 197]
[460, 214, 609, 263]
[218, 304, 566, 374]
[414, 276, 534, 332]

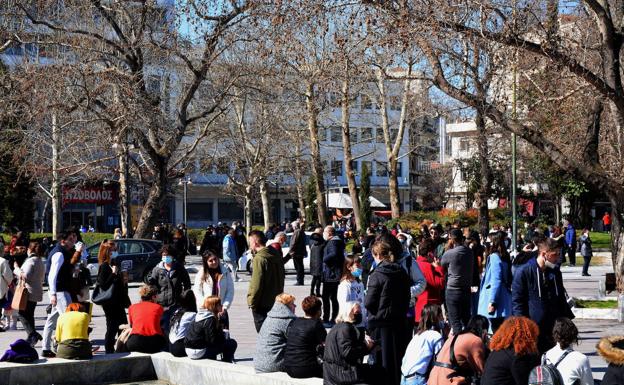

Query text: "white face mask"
[544, 260, 557, 269]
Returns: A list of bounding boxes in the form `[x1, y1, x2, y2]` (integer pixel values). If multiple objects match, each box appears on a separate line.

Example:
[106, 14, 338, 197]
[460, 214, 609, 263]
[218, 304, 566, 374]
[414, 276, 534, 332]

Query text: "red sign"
[63, 187, 117, 205]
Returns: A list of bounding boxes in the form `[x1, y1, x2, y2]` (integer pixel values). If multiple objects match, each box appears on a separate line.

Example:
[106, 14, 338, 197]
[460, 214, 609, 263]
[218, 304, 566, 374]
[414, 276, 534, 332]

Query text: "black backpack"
[528, 349, 572, 385]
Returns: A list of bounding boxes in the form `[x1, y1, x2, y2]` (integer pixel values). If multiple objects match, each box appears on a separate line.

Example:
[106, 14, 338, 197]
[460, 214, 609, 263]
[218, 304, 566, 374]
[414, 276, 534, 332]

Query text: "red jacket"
[415, 255, 445, 321]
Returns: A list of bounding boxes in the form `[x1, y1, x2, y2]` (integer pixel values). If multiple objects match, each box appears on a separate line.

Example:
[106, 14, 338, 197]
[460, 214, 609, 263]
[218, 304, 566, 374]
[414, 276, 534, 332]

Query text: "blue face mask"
[162, 255, 173, 264]
[111, 251, 119, 259]
[351, 267, 362, 278]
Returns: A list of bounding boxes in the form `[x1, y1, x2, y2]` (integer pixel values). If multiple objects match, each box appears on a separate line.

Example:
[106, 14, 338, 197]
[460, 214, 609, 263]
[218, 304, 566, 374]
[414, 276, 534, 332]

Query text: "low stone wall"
[0, 351, 323, 385]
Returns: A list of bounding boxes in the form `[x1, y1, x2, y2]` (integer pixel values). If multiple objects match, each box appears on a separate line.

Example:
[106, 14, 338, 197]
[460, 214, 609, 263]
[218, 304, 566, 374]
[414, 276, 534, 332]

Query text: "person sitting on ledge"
[55, 302, 92, 360]
[168, 289, 197, 357]
[285, 295, 327, 379]
[254, 293, 297, 373]
[184, 295, 237, 362]
[126, 284, 165, 354]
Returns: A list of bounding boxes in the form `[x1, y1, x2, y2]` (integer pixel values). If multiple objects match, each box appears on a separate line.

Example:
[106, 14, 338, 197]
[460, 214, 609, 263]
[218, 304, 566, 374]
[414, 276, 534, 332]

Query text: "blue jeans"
[401, 373, 427, 385]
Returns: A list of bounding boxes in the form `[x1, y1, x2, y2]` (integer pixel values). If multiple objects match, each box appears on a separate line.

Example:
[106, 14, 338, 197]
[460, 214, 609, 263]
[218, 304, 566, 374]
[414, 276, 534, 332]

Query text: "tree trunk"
[388, 156, 401, 218]
[40, 197, 49, 233]
[293, 140, 306, 222]
[117, 138, 131, 237]
[609, 192, 624, 292]
[305, 81, 328, 226]
[51, 113, 62, 239]
[244, 185, 253, 232]
[133, 156, 168, 238]
[341, 78, 362, 232]
[260, 181, 272, 231]
[475, 111, 491, 236]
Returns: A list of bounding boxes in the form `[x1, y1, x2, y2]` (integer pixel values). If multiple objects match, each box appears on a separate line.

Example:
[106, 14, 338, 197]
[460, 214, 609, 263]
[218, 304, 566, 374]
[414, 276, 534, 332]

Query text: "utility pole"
[511, 57, 518, 255]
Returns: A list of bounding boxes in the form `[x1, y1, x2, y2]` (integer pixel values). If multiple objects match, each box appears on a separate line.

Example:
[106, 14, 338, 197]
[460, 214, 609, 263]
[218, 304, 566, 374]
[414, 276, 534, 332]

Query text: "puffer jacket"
[323, 322, 369, 385]
[597, 336, 624, 385]
[323, 236, 345, 283]
[148, 261, 191, 308]
[309, 233, 325, 277]
[254, 302, 296, 373]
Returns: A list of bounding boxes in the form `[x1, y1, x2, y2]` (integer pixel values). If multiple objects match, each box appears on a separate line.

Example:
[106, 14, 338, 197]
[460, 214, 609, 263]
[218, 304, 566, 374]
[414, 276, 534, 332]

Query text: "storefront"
[62, 184, 120, 233]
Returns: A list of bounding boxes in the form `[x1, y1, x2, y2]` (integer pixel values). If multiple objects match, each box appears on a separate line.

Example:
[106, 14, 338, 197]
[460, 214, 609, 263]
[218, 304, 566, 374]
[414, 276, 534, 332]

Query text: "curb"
[572, 307, 618, 320]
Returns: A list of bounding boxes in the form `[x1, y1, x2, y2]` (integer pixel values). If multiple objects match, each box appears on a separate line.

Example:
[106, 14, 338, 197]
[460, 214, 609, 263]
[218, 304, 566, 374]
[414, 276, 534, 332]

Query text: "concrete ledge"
[151, 353, 322, 385]
[0, 351, 323, 385]
[0, 352, 156, 385]
[572, 307, 618, 320]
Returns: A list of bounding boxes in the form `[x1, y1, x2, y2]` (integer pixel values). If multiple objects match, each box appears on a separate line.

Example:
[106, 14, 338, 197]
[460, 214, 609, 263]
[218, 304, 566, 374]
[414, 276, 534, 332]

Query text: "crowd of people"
[0, 217, 620, 385]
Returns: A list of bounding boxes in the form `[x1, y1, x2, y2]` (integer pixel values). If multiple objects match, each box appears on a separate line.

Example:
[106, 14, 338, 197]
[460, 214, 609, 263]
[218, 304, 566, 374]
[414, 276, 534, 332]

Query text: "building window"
[389, 95, 401, 111]
[360, 94, 373, 110]
[376, 161, 388, 177]
[331, 160, 343, 177]
[390, 127, 399, 143]
[445, 135, 452, 156]
[375, 127, 385, 143]
[397, 162, 403, 178]
[328, 91, 340, 107]
[349, 128, 357, 144]
[218, 201, 244, 221]
[188, 202, 213, 221]
[318, 126, 327, 142]
[146, 75, 161, 96]
[460, 138, 471, 152]
[330, 126, 342, 142]
[360, 127, 373, 143]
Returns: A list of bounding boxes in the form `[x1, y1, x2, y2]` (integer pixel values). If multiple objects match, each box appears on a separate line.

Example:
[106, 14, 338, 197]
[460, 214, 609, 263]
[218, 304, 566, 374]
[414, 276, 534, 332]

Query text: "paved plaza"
[0, 255, 619, 383]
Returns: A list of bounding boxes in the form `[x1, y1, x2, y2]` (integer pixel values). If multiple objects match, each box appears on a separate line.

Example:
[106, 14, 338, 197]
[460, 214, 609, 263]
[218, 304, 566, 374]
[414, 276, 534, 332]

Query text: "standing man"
[247, 230, 285, 332]
[322, 226, 345, 326]
[440, 229, 474, 335]
[287, 220, 307, 286]
[565, 220, 577, 267]
[512, 238, 574, 352]
[223, 228, 239, 282]
[603, 211, 612, 232]
[41, 231, 78, 358]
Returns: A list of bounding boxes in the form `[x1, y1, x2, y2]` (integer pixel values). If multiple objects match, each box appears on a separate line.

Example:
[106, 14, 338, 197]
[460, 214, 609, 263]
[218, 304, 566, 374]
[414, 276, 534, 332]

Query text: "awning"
[317, 192, 386, 209]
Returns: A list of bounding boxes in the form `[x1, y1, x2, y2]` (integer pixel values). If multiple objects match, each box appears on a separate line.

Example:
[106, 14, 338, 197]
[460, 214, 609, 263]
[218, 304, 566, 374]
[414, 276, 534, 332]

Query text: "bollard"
[599, 280, 607, 298]
[619, 294, 624, 323]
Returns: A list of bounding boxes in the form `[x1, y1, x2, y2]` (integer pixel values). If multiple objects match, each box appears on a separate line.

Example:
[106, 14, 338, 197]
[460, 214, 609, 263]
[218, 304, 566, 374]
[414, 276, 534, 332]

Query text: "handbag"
[11, 279, 28, 311]
[91, 282, 115, 305]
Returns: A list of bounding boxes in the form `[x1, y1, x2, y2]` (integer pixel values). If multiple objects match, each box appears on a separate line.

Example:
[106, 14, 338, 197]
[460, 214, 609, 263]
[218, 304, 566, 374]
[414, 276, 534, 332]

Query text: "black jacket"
[598, 336, 624, 385]
[184, 311, 225, 350]
[364, 260, 411, 328]
[199, 233, 219, 256]
[284, 317, 326, 372]
[323, 236, 345, 283]
[323, 322, 369, 385]
[148, 262, 191, 308]
[96, 262, 130, 308]
[309, 233, 325, 277]
[481, 348, 540, 385]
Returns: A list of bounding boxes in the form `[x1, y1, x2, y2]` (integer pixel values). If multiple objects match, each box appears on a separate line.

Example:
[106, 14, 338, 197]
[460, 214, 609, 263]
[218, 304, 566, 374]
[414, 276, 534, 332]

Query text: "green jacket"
[247, 247, 285, 311]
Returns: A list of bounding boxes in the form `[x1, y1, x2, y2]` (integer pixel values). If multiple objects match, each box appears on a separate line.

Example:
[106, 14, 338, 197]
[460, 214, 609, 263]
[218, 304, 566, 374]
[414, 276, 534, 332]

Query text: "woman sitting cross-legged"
[168, 289, 197, 357]
[55, 303, 92, 360]
[126, 284, 166, 354]
[323, 301, 382, 385]
[184, 295, 237, 362]
[284, 295, 327, 379]
[254, 293, 297, 373]
[481, 316, 541, 385]
[400, 304, 446, 385]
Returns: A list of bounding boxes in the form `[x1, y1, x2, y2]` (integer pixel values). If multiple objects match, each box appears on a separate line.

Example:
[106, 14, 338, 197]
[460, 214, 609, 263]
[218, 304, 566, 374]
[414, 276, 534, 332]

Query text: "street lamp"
[178, 176, 193, 226]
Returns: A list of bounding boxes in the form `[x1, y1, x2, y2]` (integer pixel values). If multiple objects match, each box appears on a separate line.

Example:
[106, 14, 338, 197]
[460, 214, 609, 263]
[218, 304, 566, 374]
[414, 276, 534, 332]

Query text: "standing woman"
[414, 239, 445, 325]
[309, 227, 325, 297]
[477, 231, 512, 333]
[172, 229, 188, 266]
[13, 241, 45, 346]
[579, 228, 593, 276]
[364, 241, 412, 385]
[96, 241, 130, 354]
[193, 251, 234, 328]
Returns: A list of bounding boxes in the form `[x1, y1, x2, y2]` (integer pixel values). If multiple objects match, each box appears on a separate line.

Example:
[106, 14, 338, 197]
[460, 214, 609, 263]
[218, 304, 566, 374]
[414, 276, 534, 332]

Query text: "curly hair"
[552, 317, 578, 349]
[489, 316, 539, 356]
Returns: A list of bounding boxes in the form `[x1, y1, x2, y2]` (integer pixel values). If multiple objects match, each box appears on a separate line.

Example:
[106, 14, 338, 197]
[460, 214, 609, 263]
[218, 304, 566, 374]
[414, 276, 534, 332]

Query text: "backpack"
[528, 349, 572, 385]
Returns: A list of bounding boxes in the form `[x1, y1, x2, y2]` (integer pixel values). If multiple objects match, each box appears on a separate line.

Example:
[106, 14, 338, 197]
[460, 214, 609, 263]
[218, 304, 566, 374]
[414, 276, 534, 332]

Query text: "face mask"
[544, 260, 557, 269]
[351, 268, 362, 278]
[352, 312, 363, 325]
[111, 251, 119, 259]
[162, 255, 173, 264]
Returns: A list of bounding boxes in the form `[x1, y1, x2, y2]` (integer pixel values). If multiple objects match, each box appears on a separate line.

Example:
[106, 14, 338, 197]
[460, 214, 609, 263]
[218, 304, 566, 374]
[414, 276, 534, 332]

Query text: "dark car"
[86, 239, 163, 283]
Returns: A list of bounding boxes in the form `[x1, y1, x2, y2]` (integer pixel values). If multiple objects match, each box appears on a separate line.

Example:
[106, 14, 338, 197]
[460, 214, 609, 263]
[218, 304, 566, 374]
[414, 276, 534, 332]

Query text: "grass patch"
[575, 299, 617, 309]
[590, 231, 611, 249]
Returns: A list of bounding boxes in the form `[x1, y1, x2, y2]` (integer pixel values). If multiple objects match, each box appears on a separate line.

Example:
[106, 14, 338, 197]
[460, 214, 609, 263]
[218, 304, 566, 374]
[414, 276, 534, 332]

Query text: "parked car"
[85, 239, 163, 283]
[238, 232, 312, 274]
